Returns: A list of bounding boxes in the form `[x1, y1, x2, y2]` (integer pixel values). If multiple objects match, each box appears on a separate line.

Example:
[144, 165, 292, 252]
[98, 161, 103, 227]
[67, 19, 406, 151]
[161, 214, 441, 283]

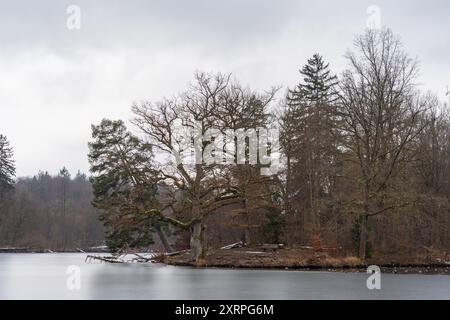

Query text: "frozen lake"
[1, 253, 450, 299]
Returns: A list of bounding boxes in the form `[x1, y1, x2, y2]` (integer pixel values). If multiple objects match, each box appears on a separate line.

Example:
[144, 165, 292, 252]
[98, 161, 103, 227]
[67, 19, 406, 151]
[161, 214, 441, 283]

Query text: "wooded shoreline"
[164, 247, 450, 275]
[0, 246, 109, 253]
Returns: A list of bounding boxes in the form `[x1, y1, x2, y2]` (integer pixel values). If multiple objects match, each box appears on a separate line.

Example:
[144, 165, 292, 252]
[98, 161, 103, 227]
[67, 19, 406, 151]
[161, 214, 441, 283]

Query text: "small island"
[1, 27, 450, 284]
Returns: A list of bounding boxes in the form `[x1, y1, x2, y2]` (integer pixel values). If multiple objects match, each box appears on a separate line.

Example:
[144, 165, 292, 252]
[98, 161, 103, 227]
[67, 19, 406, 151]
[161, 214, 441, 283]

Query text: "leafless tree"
[339, 28, 428, 259]
[132, 72, 278, 261]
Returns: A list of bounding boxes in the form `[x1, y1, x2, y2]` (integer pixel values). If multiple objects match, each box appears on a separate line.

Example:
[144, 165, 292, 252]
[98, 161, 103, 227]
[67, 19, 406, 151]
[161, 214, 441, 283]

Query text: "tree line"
[1, 28, 449, 261]
[0, 161, 104, 249]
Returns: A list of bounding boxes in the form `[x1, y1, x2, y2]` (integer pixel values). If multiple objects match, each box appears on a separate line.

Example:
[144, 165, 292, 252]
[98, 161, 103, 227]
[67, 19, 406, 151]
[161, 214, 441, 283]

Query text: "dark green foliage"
[263, 207, 286, 244]
[106, 226, 154, 253]
[263, 193, 286, 243]
[281, 54, 341, 242]
[0, 135, 15, 199]
[88, 119, 160, 252]
[287, 53, 338, 106]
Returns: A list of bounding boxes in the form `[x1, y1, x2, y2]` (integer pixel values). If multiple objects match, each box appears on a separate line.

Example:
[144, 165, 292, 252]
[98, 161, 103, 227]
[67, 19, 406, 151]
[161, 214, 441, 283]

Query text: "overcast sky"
[0, 0, 449, 177]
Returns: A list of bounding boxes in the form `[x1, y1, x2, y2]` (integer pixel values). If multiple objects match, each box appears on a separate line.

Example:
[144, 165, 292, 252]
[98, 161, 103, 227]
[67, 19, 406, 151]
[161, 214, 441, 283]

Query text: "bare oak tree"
[132, 72, 278, 261]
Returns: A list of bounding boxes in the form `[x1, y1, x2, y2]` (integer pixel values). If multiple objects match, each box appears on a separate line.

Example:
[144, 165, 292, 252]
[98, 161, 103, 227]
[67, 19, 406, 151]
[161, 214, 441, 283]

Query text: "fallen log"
[85, 255, 124, 263]
[133, 253, 152, 262]
[166, 249, 190, 257]
[220, 241, 245, 250]
[86, 252, 165, 264]
[131, 253, 163, 263]
[295, 245, 314, 250]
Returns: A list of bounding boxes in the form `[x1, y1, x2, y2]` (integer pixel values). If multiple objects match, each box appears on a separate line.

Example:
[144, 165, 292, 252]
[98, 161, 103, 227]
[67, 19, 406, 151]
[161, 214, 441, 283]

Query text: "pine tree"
[0, 134, 15, 199]
[281, 54, 340, 241]
[88, 119, 164, 252]
[287, 53, 338, 106]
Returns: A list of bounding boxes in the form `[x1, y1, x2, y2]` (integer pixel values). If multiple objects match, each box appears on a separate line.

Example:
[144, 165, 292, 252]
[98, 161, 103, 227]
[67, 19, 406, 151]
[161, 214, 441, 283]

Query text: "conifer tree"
[88, 119, 164, 252]
[281, 54, 340, 240]
[0, 134, 15, 199]
[287, 53, 338, 106]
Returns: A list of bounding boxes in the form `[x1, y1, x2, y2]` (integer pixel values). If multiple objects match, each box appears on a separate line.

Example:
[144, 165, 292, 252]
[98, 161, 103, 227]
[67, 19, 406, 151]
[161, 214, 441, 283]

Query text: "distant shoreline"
[0, 247, 110, 254]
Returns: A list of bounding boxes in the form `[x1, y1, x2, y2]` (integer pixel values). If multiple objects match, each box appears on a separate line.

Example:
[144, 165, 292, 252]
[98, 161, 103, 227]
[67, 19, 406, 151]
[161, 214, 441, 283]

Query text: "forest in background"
[1, 28, 450, 261]
[0, 168, 104, 250]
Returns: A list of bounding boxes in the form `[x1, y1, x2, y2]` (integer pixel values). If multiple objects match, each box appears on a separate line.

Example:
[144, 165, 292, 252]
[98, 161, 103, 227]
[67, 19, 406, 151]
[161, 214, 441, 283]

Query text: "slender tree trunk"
[358, 178, 371, 260]
[155, 224, 173, 252]
[244, 227, 251, 246]
[359, 213, 368, 259]
[286, 153, 292, 215]
[359, 185, 371, 259]
[243, 199, 251, 245]
[190, 220, 205, 262]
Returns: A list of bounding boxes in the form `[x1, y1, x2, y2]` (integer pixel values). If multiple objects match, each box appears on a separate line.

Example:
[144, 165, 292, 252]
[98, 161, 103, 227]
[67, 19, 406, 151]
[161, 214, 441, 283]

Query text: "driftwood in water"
[85, 255, 124, 263]
[133, 253, 152, 262]
[86, 252, 166, 264]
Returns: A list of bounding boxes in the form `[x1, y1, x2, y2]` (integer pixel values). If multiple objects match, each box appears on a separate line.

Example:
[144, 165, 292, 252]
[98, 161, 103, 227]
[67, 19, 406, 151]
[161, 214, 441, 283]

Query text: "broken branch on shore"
[166, 249, 190, 257]
[85, 241, 249, 264]
[220, 241, 245, 250]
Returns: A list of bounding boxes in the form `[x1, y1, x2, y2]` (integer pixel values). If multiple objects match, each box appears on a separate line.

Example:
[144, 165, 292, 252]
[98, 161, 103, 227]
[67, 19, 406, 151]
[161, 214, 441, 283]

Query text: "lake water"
[1, 253, 450, 299]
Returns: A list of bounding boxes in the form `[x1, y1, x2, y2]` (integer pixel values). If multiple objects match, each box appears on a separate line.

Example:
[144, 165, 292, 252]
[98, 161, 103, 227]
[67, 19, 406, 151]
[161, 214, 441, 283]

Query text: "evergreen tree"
[287, 53, 338, 106]
[0, 135, 15, 199]
[263, 192, 286, 244]
[88, 119, 163, 252]
[281, 54, 340, 241]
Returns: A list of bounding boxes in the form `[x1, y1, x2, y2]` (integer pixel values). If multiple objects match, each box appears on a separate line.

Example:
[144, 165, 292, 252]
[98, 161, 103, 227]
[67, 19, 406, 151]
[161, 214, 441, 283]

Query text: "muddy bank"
[165, 247, 450, 275]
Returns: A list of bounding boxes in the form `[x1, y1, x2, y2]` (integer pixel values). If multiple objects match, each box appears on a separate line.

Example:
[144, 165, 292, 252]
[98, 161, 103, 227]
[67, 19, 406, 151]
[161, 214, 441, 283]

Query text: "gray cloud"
[0, 0, 449, 176]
